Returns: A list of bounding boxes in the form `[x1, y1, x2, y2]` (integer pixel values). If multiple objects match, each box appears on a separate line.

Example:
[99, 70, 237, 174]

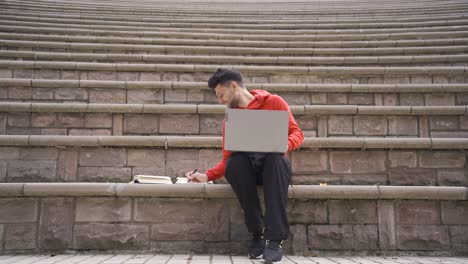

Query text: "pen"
[188, 169, 198, 182]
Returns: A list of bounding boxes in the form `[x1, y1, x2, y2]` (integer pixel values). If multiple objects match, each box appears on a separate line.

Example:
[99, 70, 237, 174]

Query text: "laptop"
[224, 108, 289, 153]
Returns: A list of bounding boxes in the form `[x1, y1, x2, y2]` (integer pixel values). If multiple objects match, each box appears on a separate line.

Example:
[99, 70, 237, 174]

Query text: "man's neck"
[237, 89, 255, 108]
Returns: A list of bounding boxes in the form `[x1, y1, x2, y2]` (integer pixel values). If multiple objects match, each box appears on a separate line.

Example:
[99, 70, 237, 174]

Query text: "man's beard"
[228, 97, 239, 108]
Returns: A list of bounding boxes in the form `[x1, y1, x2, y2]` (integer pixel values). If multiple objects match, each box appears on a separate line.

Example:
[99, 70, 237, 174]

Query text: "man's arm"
[272, 95, 304, 152]
[205, 119, 231, 181]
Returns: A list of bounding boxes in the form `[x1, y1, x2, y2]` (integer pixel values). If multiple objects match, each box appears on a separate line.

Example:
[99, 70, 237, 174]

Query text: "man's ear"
[231, 80, 240, 90]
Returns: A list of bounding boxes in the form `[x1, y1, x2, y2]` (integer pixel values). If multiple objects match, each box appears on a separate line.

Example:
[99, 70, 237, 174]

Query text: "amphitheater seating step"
[0, 0, 467, 255]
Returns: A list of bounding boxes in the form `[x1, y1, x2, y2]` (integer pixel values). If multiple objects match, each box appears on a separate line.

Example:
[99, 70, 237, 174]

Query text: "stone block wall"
[3, 111, 468, 137]
[0, 192, 467, 254]
[0, 146, 466, 186]
[2, 81, 468, 106]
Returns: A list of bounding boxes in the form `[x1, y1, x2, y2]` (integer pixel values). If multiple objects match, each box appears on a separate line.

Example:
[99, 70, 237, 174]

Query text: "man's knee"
[225, 152, 251, 180]
[263, 153, 291, 177]
[227, 152, 249, 168]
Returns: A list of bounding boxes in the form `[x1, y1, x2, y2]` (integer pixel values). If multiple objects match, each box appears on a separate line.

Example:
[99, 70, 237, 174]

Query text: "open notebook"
[129, 175, 189, 184]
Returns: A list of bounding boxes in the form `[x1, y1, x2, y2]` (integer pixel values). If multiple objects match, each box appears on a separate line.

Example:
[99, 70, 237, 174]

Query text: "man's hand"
[185, 171, 209, 183]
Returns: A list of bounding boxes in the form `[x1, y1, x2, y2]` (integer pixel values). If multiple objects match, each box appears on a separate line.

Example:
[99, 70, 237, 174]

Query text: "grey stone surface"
[76, 197, 132, 222]
[291, 150, 328, 173]
[79, 148, 126, 167]
[19, 148, 58, 160]
[127, 89, 163, 104]
[288, 224, 308, 255]
[308, 225, 354, 250]
[397, 201, 441, 225]
[0, 198, 38, 222]
[419, 151, 466, 168]
[38, 198, 74, 249]
[0, 254, 467, 264]
[388, 151, 417, 168]
[0, 224, 3, 251]
[437, 169, 468, 186]
[151, 223, 206, 241]
[127, 149, 165, 167]
[74, 223, 149, 250]
[85, 113, 113, 128]
[330, 151, 386, 174]
[329, 200, 378, 224]
[57, 113, 85, 128]
[78, 166, 131, 182]
[288, 200, 327, 224]
[397, 225, 450, 250]
[441, 201, 468, 225]
[354, 116, 387, 135]
[165, 149, 199, 177]
[352, 225, 379, 250]
[4, 223, 37, 250]
[200, 115, 223, 135]
[328, 116, 353, 135]
[135, 198, 204, 223]
[0, 147, 20, 160]
[0, 160, 6, 182]
[123, 114, 159, 134]
[150, 241, 205, 254]
[203, 200, 230, 242]
[388, 116, 418, 135]
[378, 201, 396, 250]
[31, 113, 57, 128]
[57, 149, 78, 181]
[54, 88, 87, 100]
[89, 88, 126, 103]
[7, 113, 30, 127]
[159, 114, 199, 134]
[388, 168, 437, 186]
[449, 226, 468, 251]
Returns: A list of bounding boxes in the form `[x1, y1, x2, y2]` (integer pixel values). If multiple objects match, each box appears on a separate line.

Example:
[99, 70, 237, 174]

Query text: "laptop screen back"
[224, 109, 289, 153]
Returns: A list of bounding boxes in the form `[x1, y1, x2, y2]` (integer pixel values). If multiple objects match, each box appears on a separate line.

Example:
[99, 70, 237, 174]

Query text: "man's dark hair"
[208, 68, 244, 90]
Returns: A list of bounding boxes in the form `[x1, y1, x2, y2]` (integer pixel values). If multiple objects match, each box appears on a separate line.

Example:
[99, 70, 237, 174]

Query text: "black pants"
[225, 152, 291, 241]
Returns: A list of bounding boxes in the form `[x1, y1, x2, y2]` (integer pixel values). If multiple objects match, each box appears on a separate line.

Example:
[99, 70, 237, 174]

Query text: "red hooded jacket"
[206, 89, 304, 181]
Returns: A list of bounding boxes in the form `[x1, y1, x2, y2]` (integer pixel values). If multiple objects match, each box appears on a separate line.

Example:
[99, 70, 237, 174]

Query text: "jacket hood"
[246, 89, 272, 109]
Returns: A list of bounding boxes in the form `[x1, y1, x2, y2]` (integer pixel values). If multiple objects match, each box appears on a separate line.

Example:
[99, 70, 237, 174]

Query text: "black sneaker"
[262, 240, 283, 263]
[248, 234, 265, 259]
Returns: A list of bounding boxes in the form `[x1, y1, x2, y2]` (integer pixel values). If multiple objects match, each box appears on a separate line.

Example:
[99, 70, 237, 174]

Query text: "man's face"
[214, 81, 238, 108]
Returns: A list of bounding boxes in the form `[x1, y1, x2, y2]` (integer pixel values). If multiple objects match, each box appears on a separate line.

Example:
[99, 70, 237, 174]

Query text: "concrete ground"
[0, 255, 467, 264]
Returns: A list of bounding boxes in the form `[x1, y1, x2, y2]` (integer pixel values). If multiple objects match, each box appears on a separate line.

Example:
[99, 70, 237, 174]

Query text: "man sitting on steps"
[186, 68, 304, 263]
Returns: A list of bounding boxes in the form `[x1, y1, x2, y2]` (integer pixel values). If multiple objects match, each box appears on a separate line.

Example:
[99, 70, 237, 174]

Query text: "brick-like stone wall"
[2, 84, 468, 106]
[0, 191, 466, 254]
[0, 146, 467, 186]
[2, 111, 468, 137]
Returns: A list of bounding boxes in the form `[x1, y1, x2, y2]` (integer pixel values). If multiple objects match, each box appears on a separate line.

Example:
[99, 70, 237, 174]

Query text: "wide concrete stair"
[0, 0, 467, 256]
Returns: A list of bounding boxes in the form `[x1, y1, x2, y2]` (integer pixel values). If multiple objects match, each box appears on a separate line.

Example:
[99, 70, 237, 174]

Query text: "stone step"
[2, 18, 467, 36]
[4, 9, 468, 25]
[4, 0, 467, 17]
[4, 40, 468, 56]
[4, 33, 468, 50]
[2, 102, 467, 138]
[2, 182, 465, 200]
[1, 61, 467, 85]
[0, 183, 466, 254]
[0, 135, 466, 185]
[3, 14, 468, 30]
[2, 79, 467, 106]
[4, 10, 466, 22]
[3, 51, 468, 67]
[3, 25, 468, 41]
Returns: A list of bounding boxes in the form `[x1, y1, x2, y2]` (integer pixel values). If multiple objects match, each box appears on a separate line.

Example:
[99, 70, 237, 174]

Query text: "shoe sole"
[248, 254, 262, 259]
